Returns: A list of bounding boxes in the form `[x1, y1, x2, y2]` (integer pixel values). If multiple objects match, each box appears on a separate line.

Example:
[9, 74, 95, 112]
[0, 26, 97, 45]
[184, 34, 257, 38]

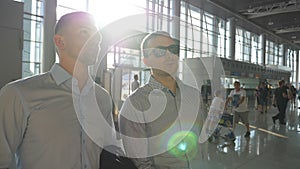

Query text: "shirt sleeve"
[94, 89, 123, 150]
[228, 90, 233, 98]
[241, 90, 246, 97]
[104, 110, 123, 151]
[0, 84, 28, 168]
[118, 98, 155, 169]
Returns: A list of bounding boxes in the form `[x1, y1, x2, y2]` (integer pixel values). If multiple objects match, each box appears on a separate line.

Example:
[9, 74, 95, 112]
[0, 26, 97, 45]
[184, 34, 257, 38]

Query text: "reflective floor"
[199, 100, 300, 169]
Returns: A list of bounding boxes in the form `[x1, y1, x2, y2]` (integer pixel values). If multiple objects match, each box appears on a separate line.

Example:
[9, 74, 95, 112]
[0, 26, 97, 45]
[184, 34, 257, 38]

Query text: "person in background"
[225, 81, 250, 138]
[119, 31, 204, 169]
[258, 82, 268, 114]
[289, 84, 297, 108]
[131, 74, 140, 92]
[0, 12, 119, 169]
[199, 89, 236, 142]
[272, 80, 289, 125]
[254, 85, 260, 111]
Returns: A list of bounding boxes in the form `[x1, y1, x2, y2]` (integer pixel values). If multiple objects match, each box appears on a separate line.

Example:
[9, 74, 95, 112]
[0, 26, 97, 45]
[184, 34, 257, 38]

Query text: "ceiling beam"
[240, 1, 300, 19]
[275, 26, 300, 34]
[293, 40, 300, 43]
[206, 0, 300, 49]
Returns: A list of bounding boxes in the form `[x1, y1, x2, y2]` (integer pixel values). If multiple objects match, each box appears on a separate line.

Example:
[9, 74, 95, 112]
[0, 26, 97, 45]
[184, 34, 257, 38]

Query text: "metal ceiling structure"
[205, 0, 300, 49]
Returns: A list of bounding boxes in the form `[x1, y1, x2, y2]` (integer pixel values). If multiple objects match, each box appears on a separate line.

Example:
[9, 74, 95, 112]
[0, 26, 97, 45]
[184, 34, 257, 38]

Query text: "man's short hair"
[140, 31, 179, 57]
[54, 11, 95, 34]
[234, 81, 240, 85]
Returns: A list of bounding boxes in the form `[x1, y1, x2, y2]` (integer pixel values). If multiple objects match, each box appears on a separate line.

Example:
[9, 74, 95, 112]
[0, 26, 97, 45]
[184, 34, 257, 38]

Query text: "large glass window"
[274, 43, 279, 64]
[217, 18, 227, 58]
[243, 30, 251, 62]
[265, 40, 274, 65]
[225, 21, 230, 59]
[90, 0, 146, 27]
[278, 44, 284, 66]
[180, 2, 202, 58]
[251, 34, 260, 64]
[286, 48, 293, 68]
[265, 40, 282, 66]
[22, 0, 44, 77]
[235, 27, 252, 62]
[180, 2, 228, 59]
[18, 0, 297, 84]
[235, 27, 243, 61]
[57, 0, 88, 20]
[202, 12, 214, 57]
[286, 48, 297, 83]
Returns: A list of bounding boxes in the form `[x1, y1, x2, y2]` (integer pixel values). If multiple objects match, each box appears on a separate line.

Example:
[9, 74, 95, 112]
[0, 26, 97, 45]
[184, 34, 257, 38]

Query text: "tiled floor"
[199, 101, 300, 169]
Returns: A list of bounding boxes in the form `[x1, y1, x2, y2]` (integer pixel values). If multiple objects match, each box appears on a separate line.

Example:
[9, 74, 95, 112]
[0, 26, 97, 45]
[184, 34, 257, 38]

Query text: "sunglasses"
[144, 44, 180, 58]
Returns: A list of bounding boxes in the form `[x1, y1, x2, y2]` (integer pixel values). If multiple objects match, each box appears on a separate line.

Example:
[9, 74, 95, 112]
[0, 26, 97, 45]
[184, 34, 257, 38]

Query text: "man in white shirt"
[225, 81, 250, 138]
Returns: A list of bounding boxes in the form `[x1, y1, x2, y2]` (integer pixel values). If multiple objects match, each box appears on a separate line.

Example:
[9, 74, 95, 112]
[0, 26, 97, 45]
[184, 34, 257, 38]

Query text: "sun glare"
[90, 0, 145, 28]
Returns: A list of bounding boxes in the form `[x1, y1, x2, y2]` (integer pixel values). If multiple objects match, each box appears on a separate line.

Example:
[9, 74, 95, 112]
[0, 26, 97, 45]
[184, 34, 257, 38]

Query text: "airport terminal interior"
[1, 0, 300, 168]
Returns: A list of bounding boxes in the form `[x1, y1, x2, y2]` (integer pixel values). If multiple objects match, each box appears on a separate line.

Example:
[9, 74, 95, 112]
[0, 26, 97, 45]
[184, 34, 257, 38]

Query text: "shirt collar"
[50, 63, 94, 87]
[148, 76, 165, 90]
[50, 63, 72, 86]
[148, 75, 183, 90]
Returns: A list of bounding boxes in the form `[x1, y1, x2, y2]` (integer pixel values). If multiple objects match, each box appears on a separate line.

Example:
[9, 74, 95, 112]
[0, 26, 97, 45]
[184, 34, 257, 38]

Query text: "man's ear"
[54, 35, 65, 49]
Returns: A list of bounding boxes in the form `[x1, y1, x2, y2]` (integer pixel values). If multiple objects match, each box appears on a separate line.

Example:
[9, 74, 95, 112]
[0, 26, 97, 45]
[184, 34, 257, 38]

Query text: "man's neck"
[59, 59, 89, 91]
[152, 74, 177, 93]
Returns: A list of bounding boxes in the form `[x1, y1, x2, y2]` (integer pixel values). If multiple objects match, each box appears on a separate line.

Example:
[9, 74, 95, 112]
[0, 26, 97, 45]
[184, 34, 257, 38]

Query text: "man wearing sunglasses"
[119, 31, 203, 169]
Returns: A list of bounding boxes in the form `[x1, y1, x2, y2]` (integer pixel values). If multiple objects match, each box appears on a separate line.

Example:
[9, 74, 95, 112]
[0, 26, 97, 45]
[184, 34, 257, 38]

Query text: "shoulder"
[94, 83, 113, 105]
[1, 72, 51, 93]
[123, 84, 153, 112]
[0, 73, 52, 111]
[212, 97, 224, 104]
[241, 89, 246, 94]
[94, 83, 111, 97]
[177, 81, 201, 96]
[128, 85, 151, 102]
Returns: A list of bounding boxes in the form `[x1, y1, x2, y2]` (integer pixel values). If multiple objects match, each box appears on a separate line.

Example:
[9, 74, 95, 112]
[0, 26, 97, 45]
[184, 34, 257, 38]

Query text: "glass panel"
[274, 44, 278, 64]
[89, 0, 146, 27]
[22, 0, 44, 77]
[235, 27, 243, 61]
[217, 18, 226, 58]
[243, 30, 251, 62]
[278, 44, 284, 65]
[226, 21, 230, 58]
[251, 34, 259, 64]
[58, 0, 87, 11]
[257, 35, 263, 65]
[22, 62, 41, 77]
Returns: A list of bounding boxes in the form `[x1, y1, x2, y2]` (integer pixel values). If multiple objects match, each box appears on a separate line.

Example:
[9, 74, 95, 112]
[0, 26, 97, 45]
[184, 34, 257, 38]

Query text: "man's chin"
[153, 69, 177, 77]
[77, 57, 97, 66]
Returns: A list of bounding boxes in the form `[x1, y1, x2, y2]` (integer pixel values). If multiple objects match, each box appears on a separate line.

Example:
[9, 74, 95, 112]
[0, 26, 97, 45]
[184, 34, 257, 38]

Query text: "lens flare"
[167, 131, 198, 160]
